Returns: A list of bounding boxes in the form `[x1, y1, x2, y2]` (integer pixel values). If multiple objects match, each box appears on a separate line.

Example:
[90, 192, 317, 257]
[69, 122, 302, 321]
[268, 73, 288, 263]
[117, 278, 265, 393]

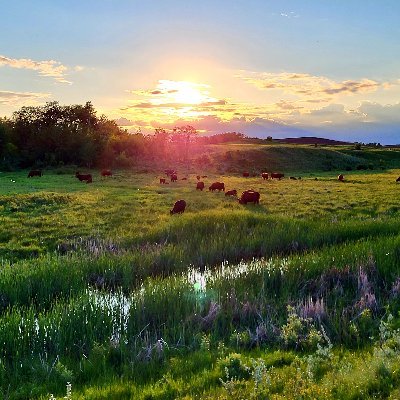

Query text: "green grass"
[0, 146, 400, 399]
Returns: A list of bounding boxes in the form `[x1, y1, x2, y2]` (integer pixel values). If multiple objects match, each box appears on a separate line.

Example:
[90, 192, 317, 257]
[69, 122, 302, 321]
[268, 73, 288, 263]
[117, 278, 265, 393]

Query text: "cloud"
[280, 11, 300, 18]
[237, 70, 388, 101]
[0, 90, 50, 105]
[0, 54, 72, 83]
[123, 99, 227, 110]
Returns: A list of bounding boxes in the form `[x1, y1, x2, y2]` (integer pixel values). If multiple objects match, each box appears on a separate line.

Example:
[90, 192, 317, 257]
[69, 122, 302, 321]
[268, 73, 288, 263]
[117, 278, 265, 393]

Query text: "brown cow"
[261, 173, 268, 180]
[396, 177, 400, 182]
[75, 172, 93, 183]
[160, 178, 166, 184]
[196, 181, 205, 191]
[209, 182, 225, 191]
[101, 169, 113, 177]
[225, 189, 237, 197]
[271, 173, 284, 180]
[171, 174, 178, 182]
[28, 169, 42, 178]
[196, 175, 201, 180]
[170, 199, 186, 215]
[201, 175, 208, 178]
[338, 174, 344, 182]
[238, 190, 260, 204]
[243, 172, 250, 177]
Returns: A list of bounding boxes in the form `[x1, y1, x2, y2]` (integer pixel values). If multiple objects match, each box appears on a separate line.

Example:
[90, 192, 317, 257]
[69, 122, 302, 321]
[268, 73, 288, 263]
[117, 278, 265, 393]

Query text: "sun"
[156, 80, 213, 105]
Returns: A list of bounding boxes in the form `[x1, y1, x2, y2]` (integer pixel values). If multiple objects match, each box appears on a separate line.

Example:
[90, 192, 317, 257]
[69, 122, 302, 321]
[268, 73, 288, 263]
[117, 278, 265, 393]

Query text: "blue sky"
[1, 1, 400, 143]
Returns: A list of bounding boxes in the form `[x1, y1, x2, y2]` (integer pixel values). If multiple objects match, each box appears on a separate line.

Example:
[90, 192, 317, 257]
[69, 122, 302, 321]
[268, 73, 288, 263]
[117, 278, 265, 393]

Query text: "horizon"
[1, 1, 400, 144]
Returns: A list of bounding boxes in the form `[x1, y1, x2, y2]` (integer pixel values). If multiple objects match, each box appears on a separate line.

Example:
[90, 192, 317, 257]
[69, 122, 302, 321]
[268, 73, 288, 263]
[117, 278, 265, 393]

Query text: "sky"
[1, 0, 400, 143]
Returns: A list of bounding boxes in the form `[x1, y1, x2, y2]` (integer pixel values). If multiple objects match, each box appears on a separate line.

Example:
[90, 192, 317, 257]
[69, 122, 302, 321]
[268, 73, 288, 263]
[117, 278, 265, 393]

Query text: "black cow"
[209, 182, 225, 191]
[101, 169, 113, 177]
[75, 172, 93, 183]
[261, 173, 268, 180]
[170, 199, 186, 215]
[196, 181, 205, 191]
[238, 190, 260, 204]
[28, 170, 42, 178]
[225, 189, 237, 197]
[271, 173, 284, 180]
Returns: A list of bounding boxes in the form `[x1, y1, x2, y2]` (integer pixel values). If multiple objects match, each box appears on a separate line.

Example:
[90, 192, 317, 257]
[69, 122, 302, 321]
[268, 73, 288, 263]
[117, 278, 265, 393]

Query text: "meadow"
[1, 144, 400, 399]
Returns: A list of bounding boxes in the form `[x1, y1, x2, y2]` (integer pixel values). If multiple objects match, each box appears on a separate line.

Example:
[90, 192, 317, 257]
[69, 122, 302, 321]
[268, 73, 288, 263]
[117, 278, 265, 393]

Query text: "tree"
[171, 125, 197, 164]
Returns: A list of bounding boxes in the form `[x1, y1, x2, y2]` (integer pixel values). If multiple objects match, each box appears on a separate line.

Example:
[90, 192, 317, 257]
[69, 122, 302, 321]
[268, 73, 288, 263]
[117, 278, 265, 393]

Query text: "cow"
[75, 172, 93, 183]
[202, 175, 208, 178]
[101, 169, 113, 177]
[261, 173, 268, 180]
[338, 174, 344, 182]
[271, 173, 284, 180]
[196, 181, 205, 191]
[209, 182, 225, 192]
[196, 175, 201, 180]
[243, 172, 250, 177]
[290, 176, 297, 180]
[170, 199, 186, 215]
[225, 189, 237, 197]
[171, 174, 178, 182]
[27, 169, 42, 178]
[181, 177, 187, 180]
[396, 177, 400, 182]
[238, 190, 260, 205]
[160, 178, 166, 184]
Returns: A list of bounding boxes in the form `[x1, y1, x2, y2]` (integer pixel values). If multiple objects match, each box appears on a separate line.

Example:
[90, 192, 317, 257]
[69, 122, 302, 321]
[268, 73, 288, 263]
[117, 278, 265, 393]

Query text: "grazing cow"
[171, 174, 178, 182]
[170, 199, 186, 215]
[239, 190, 260, 204]
[225, 189, 237, 197]
[290, 176, 297, 180]
[209, 182, 225, 191]
[202, 175, 208, 178]
[243, 172, 250, 177]
[27, 169, 42, 178]
[338, 174, 344, 182]
[196, 181, 205, 191]
[160, 178, 166, 184]
[261, 173, 268, 180]
[196, 175, 201, 180]
[75, 172, 93, 183]
[101, 169, 113, 177]
[271, 173, 284, 180]
[396, 177, 400, 182]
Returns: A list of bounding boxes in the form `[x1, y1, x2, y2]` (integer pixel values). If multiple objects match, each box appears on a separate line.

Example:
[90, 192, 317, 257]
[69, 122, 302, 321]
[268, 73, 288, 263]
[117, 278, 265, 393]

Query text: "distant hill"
[274, 136, 354, 146]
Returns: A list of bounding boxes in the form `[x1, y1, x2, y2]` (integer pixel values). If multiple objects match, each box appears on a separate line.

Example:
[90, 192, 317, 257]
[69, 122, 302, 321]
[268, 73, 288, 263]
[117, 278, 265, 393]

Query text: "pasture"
[1, 151, 400, 399]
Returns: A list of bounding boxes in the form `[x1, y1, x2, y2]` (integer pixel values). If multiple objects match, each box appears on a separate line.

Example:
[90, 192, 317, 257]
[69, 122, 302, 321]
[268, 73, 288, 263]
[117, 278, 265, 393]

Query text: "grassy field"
[1, 145, 400, 399]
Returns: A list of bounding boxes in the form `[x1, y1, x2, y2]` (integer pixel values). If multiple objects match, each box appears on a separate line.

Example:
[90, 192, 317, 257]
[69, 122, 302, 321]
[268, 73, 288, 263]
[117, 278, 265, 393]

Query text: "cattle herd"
[23, 168, 400, 216]
[166, 170, 285, 216]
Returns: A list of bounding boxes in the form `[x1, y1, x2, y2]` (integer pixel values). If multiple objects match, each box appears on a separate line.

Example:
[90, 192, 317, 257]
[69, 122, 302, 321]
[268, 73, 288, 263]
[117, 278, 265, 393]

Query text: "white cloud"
[0, 54, 72, 83]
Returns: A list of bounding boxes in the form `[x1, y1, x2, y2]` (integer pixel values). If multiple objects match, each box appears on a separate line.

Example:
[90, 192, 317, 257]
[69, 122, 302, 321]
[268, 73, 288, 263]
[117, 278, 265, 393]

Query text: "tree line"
[0, 101, 251, 170]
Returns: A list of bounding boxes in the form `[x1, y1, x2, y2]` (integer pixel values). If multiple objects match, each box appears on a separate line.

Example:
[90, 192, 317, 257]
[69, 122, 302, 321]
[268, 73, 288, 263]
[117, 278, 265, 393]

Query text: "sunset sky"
[1, 1, 400, 143]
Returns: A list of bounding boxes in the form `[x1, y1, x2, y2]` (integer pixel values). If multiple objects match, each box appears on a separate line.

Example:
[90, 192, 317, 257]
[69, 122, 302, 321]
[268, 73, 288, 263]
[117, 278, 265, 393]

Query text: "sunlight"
[156, 80, 214, 105]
